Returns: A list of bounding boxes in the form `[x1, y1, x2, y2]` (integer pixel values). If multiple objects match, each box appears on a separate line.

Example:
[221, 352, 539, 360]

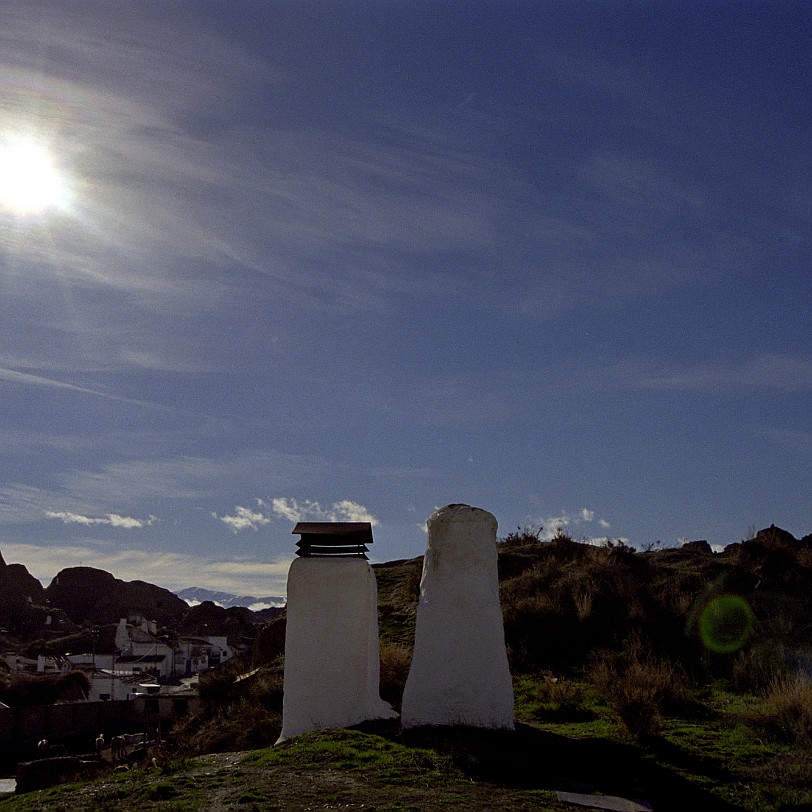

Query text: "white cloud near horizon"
[583, 536, 630, 547]
[217, 497, 380, 531]
[0, 542, 290, 596]
[45, 510, 154, 529]
[216, 503, 271, 533]
[270, 498, 380, 526]
[534, 508, 610, 541]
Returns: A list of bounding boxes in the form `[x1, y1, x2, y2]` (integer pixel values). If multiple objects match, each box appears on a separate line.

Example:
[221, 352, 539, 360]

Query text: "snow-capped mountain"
[175, 586, 285, 611]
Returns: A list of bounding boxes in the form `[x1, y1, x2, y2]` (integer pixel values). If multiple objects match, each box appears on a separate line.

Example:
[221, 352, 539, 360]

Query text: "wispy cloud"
[0, 429, 101, 454]
[56, 451, 309, 504]
[44, 510, 154, 529]
[603, 353, 812, 394]
[0, 366, 169, 409]
[0, 485, 67, 525]
[1, 8, 507, 316]
[0, 451, 315, 525]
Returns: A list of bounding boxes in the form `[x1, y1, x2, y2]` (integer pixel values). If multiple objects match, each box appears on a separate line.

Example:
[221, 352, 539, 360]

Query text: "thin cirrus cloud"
[217, 497, 380, 533]
[1, 10, 505, 311]
[9, 5, 615, 367]
[0, 11, 279, 303]
[0, 451, 315, 527]
[575, 353, 812, 396]
[0, 367, 170, 409]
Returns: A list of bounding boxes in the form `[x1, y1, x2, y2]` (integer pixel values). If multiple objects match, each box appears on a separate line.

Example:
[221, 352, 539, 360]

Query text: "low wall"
[0, 695, 199, 761]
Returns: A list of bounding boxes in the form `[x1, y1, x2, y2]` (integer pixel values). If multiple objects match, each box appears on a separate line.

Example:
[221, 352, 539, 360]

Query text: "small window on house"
[100, 693, 110, 701]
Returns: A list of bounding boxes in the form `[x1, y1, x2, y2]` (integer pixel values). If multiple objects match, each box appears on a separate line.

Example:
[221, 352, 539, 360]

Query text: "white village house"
[64, 616, 237, 700]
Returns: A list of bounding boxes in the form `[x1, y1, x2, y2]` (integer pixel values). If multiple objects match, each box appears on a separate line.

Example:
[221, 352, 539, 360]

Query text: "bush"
[172, 664, 283, 755]
[731, 641, 789, 694]
[590, 636, 694, 738]
[0, 669, 91, 705]
[741, 677, 812, 749]
[379, 642, 411, 709]
[529, 676, 596, 721]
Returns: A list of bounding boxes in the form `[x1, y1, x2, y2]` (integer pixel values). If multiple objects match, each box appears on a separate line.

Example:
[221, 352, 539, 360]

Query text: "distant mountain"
[175, 587, 285, 610]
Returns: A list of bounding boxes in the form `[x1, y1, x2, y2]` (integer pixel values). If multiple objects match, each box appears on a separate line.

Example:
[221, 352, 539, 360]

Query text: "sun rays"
[0, 133, 68, 215]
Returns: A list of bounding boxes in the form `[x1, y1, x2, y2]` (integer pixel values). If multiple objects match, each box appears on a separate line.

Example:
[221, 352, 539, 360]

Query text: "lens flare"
[699, 595, 755, 653]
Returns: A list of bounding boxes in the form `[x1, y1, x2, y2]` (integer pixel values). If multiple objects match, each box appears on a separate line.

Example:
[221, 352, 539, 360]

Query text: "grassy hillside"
[2, 526, 810, 810]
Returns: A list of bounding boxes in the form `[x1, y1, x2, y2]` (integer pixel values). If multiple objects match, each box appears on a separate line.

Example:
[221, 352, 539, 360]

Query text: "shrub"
[531, 676, 596, 721]
[171, 664, 283, 755]
[731, 641, 789, 695]
[379, 642, 411, 708]
[590, 636, 694, 738]
[741, 677, 812, 749]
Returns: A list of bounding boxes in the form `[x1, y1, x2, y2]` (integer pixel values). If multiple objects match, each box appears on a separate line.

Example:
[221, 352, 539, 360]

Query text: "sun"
[0, 134, 67, 215]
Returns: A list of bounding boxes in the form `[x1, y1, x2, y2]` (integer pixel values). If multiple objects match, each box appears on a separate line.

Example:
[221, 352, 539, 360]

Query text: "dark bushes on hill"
[0, 670, 91, 706]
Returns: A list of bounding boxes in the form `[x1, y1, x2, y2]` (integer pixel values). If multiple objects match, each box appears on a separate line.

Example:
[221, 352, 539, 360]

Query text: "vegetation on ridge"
[2, 525, 810, 810]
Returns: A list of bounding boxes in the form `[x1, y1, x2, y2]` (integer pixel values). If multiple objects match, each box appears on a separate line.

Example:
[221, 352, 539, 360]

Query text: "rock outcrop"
[0, 553, 46, 632]
[44, 567, 188, 626]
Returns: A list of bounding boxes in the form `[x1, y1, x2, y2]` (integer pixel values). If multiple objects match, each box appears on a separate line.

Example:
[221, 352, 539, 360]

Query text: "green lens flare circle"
[699, 595, 755, 653]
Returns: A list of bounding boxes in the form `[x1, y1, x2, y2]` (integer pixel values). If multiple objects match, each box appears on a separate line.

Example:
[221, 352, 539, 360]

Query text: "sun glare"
[0, 134, 67, 215]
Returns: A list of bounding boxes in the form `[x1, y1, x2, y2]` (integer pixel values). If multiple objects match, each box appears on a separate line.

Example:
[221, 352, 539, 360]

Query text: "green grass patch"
[244, 728, 458, 784]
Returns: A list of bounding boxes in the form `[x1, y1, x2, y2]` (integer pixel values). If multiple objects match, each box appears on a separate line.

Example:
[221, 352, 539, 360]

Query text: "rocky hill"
[43, 566, 189, 627]
[0, 553, 45, 634]
[0, 553, 278, 655]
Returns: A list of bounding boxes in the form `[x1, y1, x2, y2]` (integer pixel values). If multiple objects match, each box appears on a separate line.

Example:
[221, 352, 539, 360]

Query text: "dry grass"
[730, 641, 789, 694]
[378, 641, 411, 709]
[740, 676, 812, 749]
[590, 637, 694, 738]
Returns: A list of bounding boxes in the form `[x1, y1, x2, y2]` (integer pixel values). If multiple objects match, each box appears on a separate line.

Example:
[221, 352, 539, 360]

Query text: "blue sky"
[0, 1, 809, 596]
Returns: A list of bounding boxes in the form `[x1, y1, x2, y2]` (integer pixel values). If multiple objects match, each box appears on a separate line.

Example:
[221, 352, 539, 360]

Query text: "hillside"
[150, 525, 810, 811]
[373, 525, 812, 683]
[2, 526, 810, 809]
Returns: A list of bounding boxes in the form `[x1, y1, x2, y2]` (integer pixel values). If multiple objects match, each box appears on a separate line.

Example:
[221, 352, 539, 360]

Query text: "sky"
[0, 1, 809, 598]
